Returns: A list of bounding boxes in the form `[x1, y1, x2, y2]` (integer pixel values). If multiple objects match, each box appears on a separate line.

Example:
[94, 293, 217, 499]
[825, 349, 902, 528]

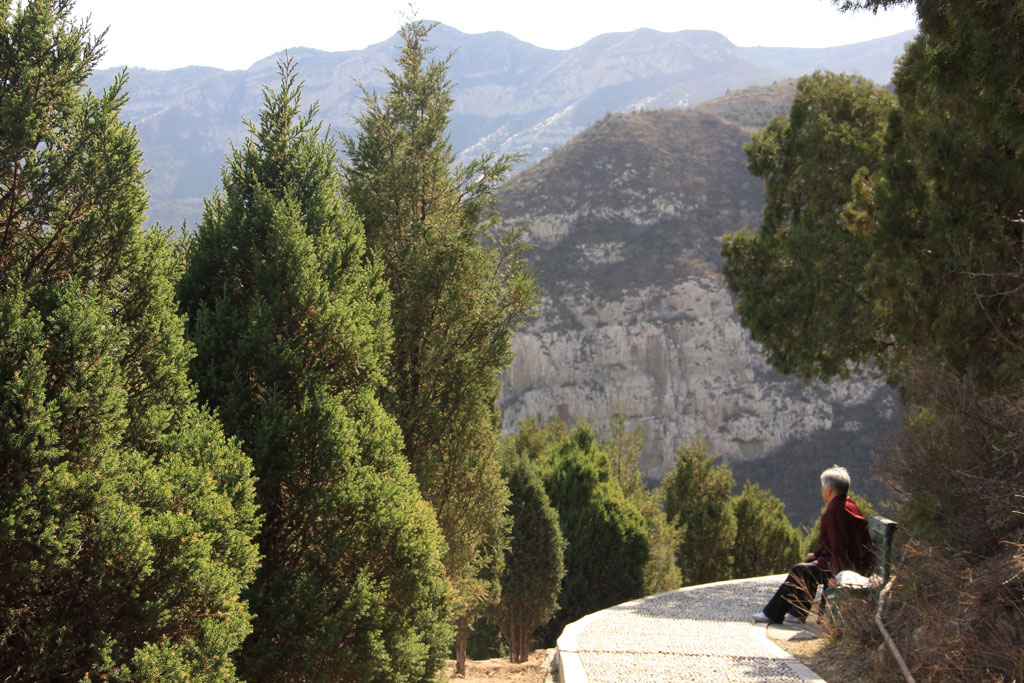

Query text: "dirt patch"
[780, 634, 894, 682]
[442, 649, 554, 682]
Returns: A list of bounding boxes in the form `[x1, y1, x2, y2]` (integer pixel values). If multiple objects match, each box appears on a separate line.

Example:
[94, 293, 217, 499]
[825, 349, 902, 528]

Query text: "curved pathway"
[556, 575, 825, 682]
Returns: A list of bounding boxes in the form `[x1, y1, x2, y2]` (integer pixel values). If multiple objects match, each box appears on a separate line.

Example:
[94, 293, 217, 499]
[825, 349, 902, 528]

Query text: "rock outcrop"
[496, 105, 899, 522]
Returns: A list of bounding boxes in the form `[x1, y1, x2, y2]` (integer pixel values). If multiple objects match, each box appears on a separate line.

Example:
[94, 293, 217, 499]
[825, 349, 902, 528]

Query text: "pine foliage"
[490, 455, 565, 663]
[529, 423, 649, 643]
[730, 482, 801, 579]
[178, 59, 451, 682]
[340, 20, 537, 667]
[0, 1, 259, 679]
[664, 437, 737, 586]
[603, 415, 681, 594]
[724, 2, 1024, 675]
[720, 72, 895, 381]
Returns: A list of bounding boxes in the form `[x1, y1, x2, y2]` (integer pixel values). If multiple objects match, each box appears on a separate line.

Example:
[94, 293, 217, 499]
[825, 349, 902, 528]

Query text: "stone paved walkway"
[556, 575, 825, 682]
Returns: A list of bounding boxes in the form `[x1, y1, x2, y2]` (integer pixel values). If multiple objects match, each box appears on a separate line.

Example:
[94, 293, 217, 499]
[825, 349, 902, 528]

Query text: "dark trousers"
[762, 562, 831, 622]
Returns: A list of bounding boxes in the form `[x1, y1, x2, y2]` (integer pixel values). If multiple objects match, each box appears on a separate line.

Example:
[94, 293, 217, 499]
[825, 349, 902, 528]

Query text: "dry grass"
[775, 593, 903, 682]
[876, 359, 1024, 680]
[781, 552, 1024, 682]
[878, 544, 1024, 681]
[779, 634, 887, 682]
[442, 649, 554, 682]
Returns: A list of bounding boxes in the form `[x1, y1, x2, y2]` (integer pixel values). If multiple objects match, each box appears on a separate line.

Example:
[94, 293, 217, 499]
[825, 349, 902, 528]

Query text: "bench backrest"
[869, 515, 898, 585]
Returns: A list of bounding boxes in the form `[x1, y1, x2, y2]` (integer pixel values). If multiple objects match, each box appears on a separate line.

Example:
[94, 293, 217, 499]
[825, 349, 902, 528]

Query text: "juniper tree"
[529, 422, 649, 644]
[341, 20, 537, 672]
[0, 1, 260, 679]
[730, 482, 801, 579]
[722, 44, 1024, 389]
[664, 437, 737, 586]
[720, 73, 896, 381]
[178, 59, 452, 682]
[489, 455, 565, 663]
[603, 415, 681, 594]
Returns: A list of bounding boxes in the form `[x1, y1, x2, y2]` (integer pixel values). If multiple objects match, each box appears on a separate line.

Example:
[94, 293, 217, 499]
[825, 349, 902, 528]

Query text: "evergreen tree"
[178, 60, 452, 682]
[603, 415, 681, 594]
[531, 423, 649, 643]
[0, 1, 259, 679]
[719, 2, 1024, 674]
[341, 20, 537, 672]
[836, 0, 1024, 155]
[720, 72, 896, 381]
[490, 455, 565, 663]
[664, 437, 736, 586]
[851, 35, 1024, 389]
[722, 24, 1024, 390]
[730, 482, 801, 579]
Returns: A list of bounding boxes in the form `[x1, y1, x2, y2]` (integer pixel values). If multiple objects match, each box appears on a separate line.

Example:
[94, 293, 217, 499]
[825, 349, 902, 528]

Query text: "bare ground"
[442, 649, 555, 683]
[775, 625, 898, 681]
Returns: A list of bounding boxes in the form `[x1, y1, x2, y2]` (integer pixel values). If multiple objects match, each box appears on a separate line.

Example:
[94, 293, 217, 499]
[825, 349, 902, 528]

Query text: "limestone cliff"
[496, 106, 899, 523]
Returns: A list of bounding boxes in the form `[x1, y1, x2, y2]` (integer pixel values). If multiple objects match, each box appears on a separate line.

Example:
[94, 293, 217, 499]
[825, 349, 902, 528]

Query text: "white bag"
[835, 570, 872, 588]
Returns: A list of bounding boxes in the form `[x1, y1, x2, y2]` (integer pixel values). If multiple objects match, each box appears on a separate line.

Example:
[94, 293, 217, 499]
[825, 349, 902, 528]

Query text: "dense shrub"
[603, 416, 681, 594]
[0, 2, 259, 678]
[877, 358, 1024, 679]
[490, 456, 566, 662]
[731, 482, 802, 579]
[528, 423, 649, 643]
[664, 437, 736, 586]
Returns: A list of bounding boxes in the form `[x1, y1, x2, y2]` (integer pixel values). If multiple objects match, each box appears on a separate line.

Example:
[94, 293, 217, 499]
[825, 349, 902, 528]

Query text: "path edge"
[554, 574, 827, 683]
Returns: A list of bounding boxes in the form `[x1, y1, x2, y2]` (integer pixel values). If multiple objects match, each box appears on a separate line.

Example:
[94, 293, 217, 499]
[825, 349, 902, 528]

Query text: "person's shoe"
[752, 611, 772, 623]
[784, 612, 806, 625]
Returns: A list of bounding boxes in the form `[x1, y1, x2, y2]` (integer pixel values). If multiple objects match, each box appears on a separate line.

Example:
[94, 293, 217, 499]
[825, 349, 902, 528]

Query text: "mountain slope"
[496, 102, 899, 525]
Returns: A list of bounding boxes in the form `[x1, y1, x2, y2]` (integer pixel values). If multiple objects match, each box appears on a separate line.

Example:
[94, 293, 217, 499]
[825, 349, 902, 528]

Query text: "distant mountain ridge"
[89, 24, 916, 229]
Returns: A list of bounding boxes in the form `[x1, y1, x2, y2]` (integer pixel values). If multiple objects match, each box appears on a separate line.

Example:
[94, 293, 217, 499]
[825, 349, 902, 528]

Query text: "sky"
[71, 0, 920, 72]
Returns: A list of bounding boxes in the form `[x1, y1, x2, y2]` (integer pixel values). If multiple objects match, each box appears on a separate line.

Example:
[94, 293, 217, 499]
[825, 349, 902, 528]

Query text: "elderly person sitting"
[753, 465, 873, 624]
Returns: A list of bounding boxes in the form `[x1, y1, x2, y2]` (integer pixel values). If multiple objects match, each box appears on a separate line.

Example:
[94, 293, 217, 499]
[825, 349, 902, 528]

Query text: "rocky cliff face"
[496, 106, 898, 522]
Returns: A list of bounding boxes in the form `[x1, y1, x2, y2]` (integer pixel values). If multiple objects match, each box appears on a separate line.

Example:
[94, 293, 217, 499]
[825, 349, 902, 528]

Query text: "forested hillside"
[8, 0, 1022, 679]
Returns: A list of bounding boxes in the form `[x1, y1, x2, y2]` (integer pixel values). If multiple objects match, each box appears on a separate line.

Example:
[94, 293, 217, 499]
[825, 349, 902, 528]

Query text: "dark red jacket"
[811, 494, 872, 575]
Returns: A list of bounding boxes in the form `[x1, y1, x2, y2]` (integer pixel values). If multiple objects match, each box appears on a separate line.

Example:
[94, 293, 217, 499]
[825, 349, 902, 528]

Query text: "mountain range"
[89, 23, 916, 230]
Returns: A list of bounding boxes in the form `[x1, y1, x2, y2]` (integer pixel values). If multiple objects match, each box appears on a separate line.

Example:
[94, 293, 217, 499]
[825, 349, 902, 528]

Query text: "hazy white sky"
[72, 0, 919, 72]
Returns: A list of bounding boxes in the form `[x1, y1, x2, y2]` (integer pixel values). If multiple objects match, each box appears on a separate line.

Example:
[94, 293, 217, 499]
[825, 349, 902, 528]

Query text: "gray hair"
[820, 465, 851, 497]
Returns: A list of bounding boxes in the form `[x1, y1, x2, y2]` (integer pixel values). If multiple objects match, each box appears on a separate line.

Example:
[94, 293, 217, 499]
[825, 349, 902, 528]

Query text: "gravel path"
[557, 575, 824, 682]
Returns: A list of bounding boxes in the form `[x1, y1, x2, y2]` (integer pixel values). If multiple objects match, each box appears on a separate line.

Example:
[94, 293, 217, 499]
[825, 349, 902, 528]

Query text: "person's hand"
[804, 553, 814, 563]
[827, 577, 837, 588]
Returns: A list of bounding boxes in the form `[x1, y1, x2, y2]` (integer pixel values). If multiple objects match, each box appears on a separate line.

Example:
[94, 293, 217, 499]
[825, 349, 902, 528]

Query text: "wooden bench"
[821, 515, 898, 621]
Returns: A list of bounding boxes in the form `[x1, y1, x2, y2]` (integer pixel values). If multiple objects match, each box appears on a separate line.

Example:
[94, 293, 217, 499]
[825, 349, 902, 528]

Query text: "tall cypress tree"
[730, 482, 801, 579]
[490, 455, 565, 663]
[178, 59, 452, 682]
[531, 423, 649, 645]
[664, 437, 737, 586]
[341, 20, 537, 672]
[0, 1, 259, 679]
